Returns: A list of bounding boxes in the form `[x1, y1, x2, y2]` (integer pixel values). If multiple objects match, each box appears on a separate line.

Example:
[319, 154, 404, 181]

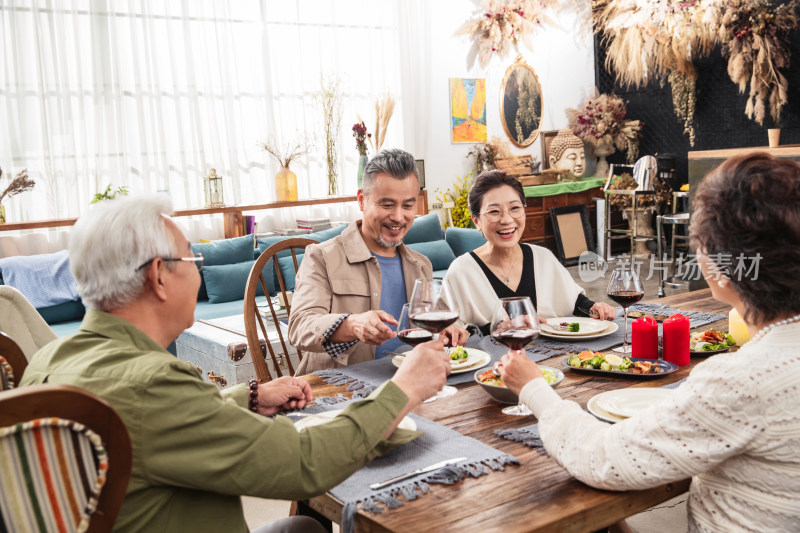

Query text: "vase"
[275, 166, 298, 202]
[622, 207, 655, 258]
[0, 205, 5, 225]
[357, 154, 369, 190]
[593, 142, 614, 178]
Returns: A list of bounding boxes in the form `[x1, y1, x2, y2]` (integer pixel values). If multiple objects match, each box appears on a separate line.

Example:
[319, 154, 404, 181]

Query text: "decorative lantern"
[204, 168, 224, 207]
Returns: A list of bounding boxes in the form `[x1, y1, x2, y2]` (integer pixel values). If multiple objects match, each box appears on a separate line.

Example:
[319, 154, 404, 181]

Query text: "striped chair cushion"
[0, 418, 108, 533]
[0, 356, 13, 390]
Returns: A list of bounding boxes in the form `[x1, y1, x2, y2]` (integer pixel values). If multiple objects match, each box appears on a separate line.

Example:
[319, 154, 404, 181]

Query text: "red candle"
[662, 313, 690, 366]
[631, 316, 658, 358]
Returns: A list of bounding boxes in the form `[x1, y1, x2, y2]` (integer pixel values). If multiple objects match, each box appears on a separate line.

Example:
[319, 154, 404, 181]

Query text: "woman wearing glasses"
[443, 171, 614, 334]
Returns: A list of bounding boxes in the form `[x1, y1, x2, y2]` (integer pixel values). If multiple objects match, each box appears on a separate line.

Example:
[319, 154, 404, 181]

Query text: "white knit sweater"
[443, 244, 585, 327]
[520, 321, 800, 532]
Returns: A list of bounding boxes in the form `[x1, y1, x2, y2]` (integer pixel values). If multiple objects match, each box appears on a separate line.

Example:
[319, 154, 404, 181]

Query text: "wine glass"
[396, 304, 434, 348]
[606, 267, 644, 354]
[408, 279, 460, 401]
[490, 297, 540, 416]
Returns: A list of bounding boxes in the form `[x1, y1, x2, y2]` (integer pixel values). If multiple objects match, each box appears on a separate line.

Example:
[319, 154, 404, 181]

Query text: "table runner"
[314, 303, 724, 397]
[495, 378, 688, 450]
[286, 398, 519, 533]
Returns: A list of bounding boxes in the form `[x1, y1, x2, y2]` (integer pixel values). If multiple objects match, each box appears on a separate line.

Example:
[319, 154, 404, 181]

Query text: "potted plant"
[567, 91, 643, 176]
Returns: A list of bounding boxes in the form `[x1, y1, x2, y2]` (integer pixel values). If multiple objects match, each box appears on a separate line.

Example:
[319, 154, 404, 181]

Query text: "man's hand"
[391, 339, 451, 407]
[440, 325, 470, 347]
[330, 310, 398, 345]
[497, 349, 543, 395]
[256, 376, 314, 416]
[590, 302, 616, 321]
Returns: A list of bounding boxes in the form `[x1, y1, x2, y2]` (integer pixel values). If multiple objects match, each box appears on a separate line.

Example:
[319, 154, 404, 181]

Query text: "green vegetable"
[568, 354, 581, 367]
[726, 333, 735, 346]
[542, 368, 557, 384]
[567, 322, 580, 332]
[618, 357, 633, 371]
[600, 362, 611, 371]
[450, 346, 468, 361]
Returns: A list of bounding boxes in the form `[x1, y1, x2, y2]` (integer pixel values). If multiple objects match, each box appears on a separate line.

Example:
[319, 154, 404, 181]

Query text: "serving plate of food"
[392, 347, 491, 374]
[562, 351, 678, 378]
[690, 329, 736, 356]
[593, 388, 675, 419]
[540, 317, 609, 336]
[539, 321, 619, 341]
[475, 367, 563, 404]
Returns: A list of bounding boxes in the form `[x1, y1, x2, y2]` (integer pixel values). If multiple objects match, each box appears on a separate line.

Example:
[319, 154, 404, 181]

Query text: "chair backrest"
[244, 238, 316, 382]
[0, 331, 28, 389]
[0, 384, 132, 533]
[0, 286, 58, 360]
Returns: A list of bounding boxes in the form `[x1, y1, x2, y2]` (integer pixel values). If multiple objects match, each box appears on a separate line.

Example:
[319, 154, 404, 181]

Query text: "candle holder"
[204, 168, 225, 207]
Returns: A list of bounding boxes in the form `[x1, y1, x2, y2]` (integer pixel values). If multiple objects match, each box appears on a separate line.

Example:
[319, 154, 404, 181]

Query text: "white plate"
[541, 317, 610, 336]
[447, 347, 485, 369]
[593, 388, 674, 419]
[392, 348, 492, 374]
[587, 395, 626, 424]
[539, 321, 619, 340]
[294, 409, 416, 432]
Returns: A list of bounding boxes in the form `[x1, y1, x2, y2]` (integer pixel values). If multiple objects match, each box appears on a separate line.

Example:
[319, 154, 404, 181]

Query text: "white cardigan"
[521, 321, 800, 531]
[443, 244, 585, 327]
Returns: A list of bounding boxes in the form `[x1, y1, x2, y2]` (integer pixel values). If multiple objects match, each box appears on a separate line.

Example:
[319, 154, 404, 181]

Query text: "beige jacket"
[291, 221, 432, 375]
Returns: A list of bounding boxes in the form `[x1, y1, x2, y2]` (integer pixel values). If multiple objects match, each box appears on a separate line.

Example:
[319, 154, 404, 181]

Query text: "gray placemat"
[286, 398, 519, 533]
[495, 378, 688, 450]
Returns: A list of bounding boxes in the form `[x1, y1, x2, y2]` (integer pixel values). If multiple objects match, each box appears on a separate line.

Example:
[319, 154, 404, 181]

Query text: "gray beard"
[377, 235, 403, 249]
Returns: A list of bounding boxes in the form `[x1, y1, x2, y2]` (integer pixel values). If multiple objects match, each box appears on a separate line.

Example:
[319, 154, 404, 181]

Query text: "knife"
[369, 457, 467, 490]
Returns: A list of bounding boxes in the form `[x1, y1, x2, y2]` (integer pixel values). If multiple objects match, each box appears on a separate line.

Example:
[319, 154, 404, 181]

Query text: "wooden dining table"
[303, 288, 731, 532]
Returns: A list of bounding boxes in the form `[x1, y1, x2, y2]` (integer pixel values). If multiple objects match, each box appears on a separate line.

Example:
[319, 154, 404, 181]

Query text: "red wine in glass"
[409, 311, 460, 333]
[397, 328, 434, 346]
[491, 328, 539, 351]
[608, 290, 644, 308]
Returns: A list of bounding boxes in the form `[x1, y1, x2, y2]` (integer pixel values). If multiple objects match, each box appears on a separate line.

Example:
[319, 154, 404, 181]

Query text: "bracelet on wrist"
[248, 379, 259, 413]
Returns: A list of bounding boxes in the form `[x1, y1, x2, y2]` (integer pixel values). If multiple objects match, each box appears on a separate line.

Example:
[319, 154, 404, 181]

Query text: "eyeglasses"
[136, 253, 204, 272]
[480, 205, 526, 223]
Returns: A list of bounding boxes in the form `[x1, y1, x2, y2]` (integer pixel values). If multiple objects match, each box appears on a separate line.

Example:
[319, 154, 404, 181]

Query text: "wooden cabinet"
[521, 188, 604, 252]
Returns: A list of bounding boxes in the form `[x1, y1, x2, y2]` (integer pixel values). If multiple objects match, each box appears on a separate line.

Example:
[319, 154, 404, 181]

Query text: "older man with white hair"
[21, 194, 452, 533]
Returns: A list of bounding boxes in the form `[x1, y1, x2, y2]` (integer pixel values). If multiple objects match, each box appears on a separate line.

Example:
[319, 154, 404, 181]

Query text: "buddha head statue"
[549, 129, 585, 178]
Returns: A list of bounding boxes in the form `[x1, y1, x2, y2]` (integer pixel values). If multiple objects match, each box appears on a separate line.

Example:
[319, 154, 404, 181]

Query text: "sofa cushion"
[202, 260, 269, 304]
[192, 235, 255, 300]
[276, 254, 305, 292]
[403, 213, 444, 244]
[445, 227, 487, 257]
[37, 300, 86, 325]
[406, 240, 456, 271]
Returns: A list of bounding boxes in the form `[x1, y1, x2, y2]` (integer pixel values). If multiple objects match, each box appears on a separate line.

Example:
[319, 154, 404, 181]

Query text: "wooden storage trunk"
[175, 313, 299, 389]
[494, 155, 536, 176]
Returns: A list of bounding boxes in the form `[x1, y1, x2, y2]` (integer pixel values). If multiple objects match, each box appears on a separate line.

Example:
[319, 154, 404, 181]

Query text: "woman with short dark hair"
[443, 170, 615, 334]
[498, 153, 800, 530]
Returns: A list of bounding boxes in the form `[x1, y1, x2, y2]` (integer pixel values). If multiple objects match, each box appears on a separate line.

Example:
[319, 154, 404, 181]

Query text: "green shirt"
[21, 310, 418, 533]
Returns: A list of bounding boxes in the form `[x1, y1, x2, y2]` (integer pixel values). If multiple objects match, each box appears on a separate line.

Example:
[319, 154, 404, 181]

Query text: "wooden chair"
[244, 238, 316, 382]
[0, 330, 28, 389]
[0, 384, 133, 533]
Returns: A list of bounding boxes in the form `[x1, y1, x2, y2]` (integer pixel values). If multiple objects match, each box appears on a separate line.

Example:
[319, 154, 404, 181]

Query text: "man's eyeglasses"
[480, 205, 526, 223]
[136, 253, 204, 272]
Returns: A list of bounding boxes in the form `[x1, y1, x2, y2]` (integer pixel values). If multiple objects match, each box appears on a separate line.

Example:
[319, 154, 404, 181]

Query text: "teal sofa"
[2, 214, 487, 337]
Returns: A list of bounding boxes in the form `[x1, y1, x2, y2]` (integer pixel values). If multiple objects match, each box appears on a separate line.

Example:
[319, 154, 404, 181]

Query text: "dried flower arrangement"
[466, 136, 512, 175]
[436, 173, 474, 229]
[260, 135, 313, 168]
[456, 0, 557, 69]
[566, 91, 643, 164]
[352, 121, 371, 156]
[593, 0, 799, 141]
[318, 75, 343, 196]
[0, 167, 35, 205]
[365, 93, 395, 155]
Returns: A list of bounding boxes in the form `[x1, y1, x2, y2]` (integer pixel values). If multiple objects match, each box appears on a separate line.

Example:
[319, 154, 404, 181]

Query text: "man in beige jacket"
[291, 149, 469, 375]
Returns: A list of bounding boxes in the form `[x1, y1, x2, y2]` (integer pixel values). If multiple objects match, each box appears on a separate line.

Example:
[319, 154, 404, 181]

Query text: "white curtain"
[0, 0, 429, 254]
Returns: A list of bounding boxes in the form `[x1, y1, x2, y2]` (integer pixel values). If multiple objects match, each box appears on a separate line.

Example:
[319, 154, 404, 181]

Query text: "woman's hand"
[441, 325, 470, 347]
[590, 302, 616, 321]
[497, 349, 543, 395]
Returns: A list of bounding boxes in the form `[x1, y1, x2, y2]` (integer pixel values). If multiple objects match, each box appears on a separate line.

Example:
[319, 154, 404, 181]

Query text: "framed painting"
[415, 159, 426, 189]
[499, 54, 542, 148]
[549, 205, 594, 266]
[449, 78, 487, 143]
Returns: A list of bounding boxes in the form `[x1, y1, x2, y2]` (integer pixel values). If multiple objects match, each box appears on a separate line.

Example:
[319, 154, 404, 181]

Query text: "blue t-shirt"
[372, 253, 407, 359]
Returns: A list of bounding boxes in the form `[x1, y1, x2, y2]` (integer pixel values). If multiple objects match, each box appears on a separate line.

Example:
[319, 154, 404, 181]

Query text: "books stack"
[296, 217, 331, 231]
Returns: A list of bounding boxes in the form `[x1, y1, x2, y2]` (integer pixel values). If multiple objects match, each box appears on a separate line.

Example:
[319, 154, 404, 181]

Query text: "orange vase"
[275, 166, 298, 202]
